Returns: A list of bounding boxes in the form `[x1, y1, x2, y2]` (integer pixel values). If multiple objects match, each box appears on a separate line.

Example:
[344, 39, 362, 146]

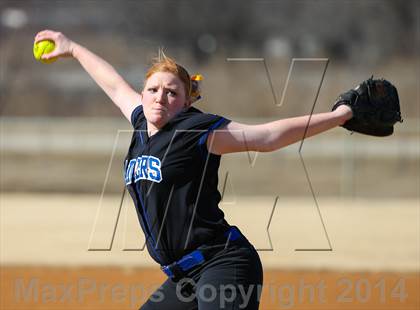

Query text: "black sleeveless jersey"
[124, 105, 232, 265]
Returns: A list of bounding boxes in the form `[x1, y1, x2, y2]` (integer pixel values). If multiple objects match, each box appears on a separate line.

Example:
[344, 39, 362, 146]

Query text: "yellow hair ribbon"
[190, 74, 203, 103]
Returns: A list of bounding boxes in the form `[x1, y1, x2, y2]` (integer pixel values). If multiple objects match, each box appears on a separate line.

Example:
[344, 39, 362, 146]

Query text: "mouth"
[152, 104, 166, 111]
[152, 108, 166, 113]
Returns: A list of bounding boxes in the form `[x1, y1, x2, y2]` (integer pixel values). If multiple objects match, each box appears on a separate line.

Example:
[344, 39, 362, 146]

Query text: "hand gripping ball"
[33, 40, 57, 64]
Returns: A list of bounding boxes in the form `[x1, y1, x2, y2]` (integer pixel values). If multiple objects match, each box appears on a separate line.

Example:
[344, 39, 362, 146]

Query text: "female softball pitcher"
[34, 30, 353, 310]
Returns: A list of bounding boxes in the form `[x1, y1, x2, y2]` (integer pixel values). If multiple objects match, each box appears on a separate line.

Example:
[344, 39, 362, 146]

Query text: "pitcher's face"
[141, 71, 189, 131]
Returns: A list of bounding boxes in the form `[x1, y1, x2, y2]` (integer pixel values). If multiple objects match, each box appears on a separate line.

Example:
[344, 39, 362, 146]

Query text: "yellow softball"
[33, 40, 57, 64]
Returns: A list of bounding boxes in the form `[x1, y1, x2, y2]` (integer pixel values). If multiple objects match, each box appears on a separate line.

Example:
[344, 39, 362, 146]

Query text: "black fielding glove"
[332, 77, 403, 136]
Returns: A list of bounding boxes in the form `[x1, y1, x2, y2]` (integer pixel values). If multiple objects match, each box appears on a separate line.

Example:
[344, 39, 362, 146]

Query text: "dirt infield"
[1, 266, 418, 310]
[2, 194, 419, 271]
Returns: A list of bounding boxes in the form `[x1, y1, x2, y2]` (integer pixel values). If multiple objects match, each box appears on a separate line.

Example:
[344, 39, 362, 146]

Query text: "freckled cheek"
[168, 98, 186, 111]
[141, 94, 154, 105]
[141, 97, 155, 112]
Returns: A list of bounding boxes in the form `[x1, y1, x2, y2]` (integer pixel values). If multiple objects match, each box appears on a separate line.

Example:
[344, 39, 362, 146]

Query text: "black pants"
[140, 237, 263, 310]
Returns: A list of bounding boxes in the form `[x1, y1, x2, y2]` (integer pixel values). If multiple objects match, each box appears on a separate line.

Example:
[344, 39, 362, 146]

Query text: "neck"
[147, 122, 160, 137]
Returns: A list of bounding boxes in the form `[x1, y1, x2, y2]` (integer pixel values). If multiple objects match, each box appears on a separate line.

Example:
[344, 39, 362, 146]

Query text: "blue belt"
[161, 226, 242, 279]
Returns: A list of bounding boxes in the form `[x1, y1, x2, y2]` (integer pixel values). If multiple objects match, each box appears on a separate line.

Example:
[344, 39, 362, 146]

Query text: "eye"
[167, 90, 177, 97]
[148, 87, 157, 93]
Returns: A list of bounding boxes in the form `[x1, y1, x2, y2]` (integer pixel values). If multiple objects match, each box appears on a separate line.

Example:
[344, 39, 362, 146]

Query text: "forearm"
[34, 30, 140, 120]
[255, 109, 351, 152]
[71, 42, 134, 108]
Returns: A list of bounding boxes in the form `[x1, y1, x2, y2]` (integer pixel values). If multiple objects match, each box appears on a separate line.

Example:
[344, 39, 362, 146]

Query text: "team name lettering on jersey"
[125, 156, 162, 184]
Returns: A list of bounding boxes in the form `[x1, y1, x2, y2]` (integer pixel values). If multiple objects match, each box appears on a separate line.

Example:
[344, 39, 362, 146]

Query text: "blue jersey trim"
[198, 117, 229, 159]
[198, 117, 228, 147]
[137, 192, 162, 262]
[138, 131, 144, 145]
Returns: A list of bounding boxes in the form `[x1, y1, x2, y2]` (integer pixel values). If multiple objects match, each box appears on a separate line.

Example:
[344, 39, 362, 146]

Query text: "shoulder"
[174, 107, 230, 131]
[170, 107, 231, 153]
[130, 105, 145, 128]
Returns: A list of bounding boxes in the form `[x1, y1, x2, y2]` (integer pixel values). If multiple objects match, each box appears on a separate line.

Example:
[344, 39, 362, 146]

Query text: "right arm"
[34, 30, 140, 121]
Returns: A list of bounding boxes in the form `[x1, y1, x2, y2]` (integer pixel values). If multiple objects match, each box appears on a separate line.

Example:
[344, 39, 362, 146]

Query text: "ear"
[184, 99, 192, 109]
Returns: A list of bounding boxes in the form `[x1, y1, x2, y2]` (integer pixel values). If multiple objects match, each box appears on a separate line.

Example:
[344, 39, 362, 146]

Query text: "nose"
[155, 88, 166, 104]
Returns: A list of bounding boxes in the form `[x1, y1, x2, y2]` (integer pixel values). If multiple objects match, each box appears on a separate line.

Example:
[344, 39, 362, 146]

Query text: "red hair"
[145, 53, 192, 98]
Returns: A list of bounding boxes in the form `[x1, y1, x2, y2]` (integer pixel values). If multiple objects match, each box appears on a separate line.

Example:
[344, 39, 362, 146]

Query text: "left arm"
[207, 105, 353, 155]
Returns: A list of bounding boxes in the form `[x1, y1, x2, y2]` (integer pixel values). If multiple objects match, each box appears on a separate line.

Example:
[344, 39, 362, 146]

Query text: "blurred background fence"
[1, 116, 418, 198]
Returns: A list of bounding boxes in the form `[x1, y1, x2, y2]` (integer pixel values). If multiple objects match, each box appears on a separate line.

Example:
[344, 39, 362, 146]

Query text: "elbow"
[254, 137, 290, 152]
[250, 126, 279, 152]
